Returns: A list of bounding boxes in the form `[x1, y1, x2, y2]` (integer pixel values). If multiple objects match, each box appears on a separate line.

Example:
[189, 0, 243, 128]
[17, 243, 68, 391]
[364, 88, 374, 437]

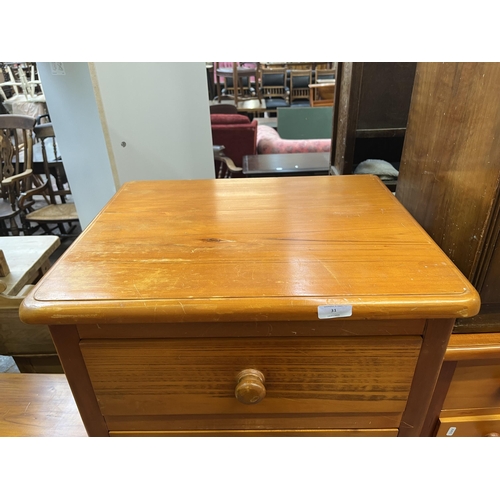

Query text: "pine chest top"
[20, 175, 480, 325]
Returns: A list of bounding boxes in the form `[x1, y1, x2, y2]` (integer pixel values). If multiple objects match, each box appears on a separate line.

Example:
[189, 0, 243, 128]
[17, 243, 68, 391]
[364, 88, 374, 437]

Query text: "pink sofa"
[257, 125, 331, 154]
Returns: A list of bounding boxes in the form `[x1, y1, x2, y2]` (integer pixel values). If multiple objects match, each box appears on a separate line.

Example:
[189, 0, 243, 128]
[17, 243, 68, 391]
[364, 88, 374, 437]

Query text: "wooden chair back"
[315, 68, 336, 83]
[214, 63, 262, 106]
[33, 119, 71, 204]
[210, 104, 238, 114]
[289, 69, 313, 104]
[259, 67, 289, 101]
[213, 147, 242, 179]
[0, 115, 36, 235]
[0, 114, 35, 181]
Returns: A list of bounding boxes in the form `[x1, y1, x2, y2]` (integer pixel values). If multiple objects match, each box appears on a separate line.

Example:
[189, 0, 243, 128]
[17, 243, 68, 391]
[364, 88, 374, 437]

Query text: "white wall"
[37, 62, 214, 229]
[92, 62, 214, 184]
[37, 62, 117, 229]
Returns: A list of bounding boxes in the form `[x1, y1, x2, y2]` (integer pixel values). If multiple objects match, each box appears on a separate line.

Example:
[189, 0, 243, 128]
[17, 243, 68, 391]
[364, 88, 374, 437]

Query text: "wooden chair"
[315, 67, 336, 83]
[0, 114, 36, 236]
[17, 64, 43, 99]
[213, 146, 242, 179]
[309, 82, 335, 107]
[311, 67, 336, 107]
[19, 118, 79, 237]
[259, 67, 289, 115]
[214, 63, 262, 106]
[289, 69, 313, 107]
[209, 104, 238, 114]
[0, 65, 23, 101]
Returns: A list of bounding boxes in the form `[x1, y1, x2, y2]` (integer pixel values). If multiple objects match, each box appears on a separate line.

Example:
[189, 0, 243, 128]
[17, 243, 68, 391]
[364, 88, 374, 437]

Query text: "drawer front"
[436, 415, 500, 437]
[80, 336, 421, 431]
[443, 360, 500, 410]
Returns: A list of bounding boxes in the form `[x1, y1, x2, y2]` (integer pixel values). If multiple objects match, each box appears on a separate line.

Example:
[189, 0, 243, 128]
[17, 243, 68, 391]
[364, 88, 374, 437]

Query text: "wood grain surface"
[442, 359, 500, 411]
[20, 176, 480, 325]
[110, 429, 398, 437]
[0, 374, 86, 437]
[397, 62, 500, 283]
[15, 176, 482, 437]
[81, 336, 421, 429]
[436, 414, 500, 437]
[77, 319, 426, 339]
[445, 333, 500, 361]
[0, 236, 59, 296]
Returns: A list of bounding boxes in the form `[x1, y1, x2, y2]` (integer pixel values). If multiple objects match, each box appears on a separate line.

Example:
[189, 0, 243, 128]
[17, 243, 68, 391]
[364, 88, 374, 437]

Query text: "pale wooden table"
[0, 236, 62, 373]
[0, 236, 60, 296]
[0, 374, 87, 436]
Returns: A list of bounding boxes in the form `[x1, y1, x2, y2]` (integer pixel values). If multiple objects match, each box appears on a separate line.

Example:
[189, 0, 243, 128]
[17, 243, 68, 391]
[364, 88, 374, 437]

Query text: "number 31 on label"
[317, 305, 353, 319]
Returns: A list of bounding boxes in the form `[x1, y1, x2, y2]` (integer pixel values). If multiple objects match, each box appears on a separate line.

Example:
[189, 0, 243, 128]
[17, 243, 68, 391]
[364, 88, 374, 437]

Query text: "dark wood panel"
[478, 230, 500, 304]
[455, 311, 500, 333]
[397, 62, 500, 282]
[332, 62, 363, 175]
[356, 62, 416, 130]
[331, 62, 416, 175]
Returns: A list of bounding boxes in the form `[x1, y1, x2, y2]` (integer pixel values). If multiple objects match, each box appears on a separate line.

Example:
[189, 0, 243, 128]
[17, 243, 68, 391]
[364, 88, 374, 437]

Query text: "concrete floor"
[0, 355, 20, 373]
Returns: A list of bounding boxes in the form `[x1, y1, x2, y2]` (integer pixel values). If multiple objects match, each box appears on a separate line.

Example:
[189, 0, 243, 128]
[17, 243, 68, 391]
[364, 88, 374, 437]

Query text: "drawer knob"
[235, 369, 266, 405]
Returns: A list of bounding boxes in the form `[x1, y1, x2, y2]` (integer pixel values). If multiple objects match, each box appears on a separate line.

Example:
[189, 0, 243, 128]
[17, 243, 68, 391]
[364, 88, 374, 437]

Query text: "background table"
[0, 236, 62, 373]
[0, 236, 60, 296]
[243, 152, 330, 177]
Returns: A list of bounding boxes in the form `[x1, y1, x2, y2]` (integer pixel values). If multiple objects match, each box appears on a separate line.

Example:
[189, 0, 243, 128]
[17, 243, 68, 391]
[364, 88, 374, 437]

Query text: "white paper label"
[318, 305, 353, 319]
[446, 427, 457, 436]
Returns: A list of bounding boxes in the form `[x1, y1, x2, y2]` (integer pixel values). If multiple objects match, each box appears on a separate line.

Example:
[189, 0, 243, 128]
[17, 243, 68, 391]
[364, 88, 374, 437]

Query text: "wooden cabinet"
[396, 62, 500, 435]
[20, 176, 479, 437]
[397, 62, 500, 332]
[331, 62, 416, 180]
[436, 415, 500, 437]
[427, 333, 500, 437]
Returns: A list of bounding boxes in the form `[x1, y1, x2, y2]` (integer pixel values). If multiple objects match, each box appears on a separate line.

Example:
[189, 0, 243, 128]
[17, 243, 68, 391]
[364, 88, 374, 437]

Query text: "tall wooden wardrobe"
[396, 62, 500, 436]
[331, 62, 416, 181]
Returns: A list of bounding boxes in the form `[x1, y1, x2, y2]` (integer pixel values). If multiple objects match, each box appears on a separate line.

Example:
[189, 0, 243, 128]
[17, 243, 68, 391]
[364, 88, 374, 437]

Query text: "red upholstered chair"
[210, 114, 257, 177]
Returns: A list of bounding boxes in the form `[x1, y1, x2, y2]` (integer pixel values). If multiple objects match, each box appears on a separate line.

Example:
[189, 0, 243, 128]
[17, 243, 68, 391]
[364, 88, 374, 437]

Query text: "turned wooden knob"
[235, 369, 266, 405]
[484, 432, 500, 437]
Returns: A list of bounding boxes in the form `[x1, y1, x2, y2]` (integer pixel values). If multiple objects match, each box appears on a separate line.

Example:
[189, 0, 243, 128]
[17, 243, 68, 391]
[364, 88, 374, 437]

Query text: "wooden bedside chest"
[20, 176, 480, 437]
